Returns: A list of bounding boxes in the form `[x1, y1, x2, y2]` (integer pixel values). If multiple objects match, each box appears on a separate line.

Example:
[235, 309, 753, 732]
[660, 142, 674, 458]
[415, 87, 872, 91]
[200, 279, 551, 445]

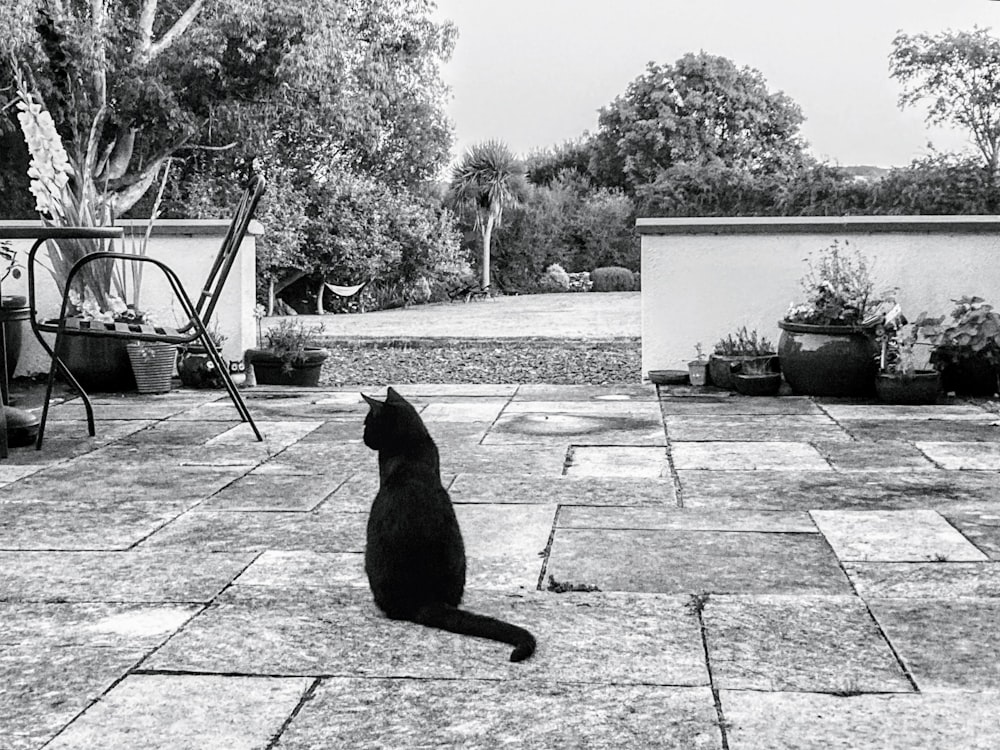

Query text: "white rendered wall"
[0, 219, 261, 376]
[639, 216, 1000, 379]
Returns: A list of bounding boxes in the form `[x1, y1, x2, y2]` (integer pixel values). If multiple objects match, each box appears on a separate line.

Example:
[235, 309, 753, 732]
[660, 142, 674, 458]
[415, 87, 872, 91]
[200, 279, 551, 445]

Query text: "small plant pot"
[126, 342, 177, 394]
[709, 353, 777, 391]
[687, 360, 709, 387]
[733, 372, 783, 397]
[247, 347, 329, 387]
[876, 370, 941, 405]
[177, 343, 225, 388]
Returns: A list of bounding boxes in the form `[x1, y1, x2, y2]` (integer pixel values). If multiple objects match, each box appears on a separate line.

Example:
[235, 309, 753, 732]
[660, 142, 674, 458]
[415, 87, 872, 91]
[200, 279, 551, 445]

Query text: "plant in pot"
[732, 355, 783, 397]
[914, 296, 1000, 398]
[0, 240, 29, 379]
[177, 326, 227, 388]
[779, 240, 895, 397]
[709, 326, 776, 390]
[687, 343, 709, 386]
[247, 319, 329, 387]
[873, 305, 940, 404]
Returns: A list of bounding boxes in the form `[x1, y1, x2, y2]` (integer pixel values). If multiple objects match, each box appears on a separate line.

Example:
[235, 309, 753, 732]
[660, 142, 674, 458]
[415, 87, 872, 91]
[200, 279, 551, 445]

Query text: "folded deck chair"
[28, 175, 267, 448]
[325, 280, 369, 312]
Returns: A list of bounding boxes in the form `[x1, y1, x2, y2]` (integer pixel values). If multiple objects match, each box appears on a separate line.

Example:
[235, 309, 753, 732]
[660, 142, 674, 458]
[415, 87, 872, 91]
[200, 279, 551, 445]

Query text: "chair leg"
[200, 336, 263, 441]
[35, 334, 95, 449]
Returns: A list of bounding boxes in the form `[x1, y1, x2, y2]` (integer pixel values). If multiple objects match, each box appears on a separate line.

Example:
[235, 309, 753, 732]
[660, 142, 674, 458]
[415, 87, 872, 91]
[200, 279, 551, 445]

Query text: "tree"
[449, 140, 526, 289]
[890, 27, 1000, 176]
[590, 52, 809, 194]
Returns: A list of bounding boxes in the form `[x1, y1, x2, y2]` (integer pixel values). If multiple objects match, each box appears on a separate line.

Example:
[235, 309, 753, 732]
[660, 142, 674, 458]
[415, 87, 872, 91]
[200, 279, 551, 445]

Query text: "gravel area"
[317, 337, 642, 386]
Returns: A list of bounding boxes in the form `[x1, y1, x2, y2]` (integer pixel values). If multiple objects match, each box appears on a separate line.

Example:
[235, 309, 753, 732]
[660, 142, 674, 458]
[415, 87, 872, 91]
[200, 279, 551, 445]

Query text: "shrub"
[539, 263, 571, 292]
[714, 326, 774, 356]
[591, 266, 635, 292]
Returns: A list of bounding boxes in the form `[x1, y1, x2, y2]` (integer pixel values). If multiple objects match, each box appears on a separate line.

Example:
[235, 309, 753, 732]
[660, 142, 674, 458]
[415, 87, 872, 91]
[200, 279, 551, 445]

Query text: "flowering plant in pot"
[709, 326, 776, 390]
[872, 305, 939, 404]
[247, 317, 329, 387]
[687, 343, 708, 386]
[779, 240, 895, 397]
[915, 296, 1000, 397]
[732, 355, 783, 397]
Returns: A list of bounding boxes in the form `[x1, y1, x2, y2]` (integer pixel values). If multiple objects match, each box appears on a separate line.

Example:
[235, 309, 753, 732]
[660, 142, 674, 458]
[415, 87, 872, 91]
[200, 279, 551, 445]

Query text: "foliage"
[916, 296, 1000, 367]
[448, 139, 527, 289]
[890, 27, 1000, 174]
[260, 318, 326, 373]
[876, 322, 925, 377]
[0, 241, 21, 283]
[590, 52, 809, 194]
[714, 327, 774, 356]
[874, 152, 1000, 214]
[738, 356, 777, 376]
[784, 240, 893, 327]
[591, 266, 635, 292]
[525, 140, 592, 187]
[538, 263, 571, 292]
[567, 271, 592, 292]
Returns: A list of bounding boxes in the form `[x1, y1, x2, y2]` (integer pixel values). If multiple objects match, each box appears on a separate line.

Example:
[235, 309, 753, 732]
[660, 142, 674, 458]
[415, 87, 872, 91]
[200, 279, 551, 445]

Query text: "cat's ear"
[386, 386, 404, 403]
[361, 393, 382, 408]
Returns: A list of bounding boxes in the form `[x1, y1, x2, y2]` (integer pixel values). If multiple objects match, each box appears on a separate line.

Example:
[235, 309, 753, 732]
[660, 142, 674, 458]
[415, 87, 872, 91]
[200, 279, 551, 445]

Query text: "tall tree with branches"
[890, 27, 1000, 176]
[449, 140, 526, 290]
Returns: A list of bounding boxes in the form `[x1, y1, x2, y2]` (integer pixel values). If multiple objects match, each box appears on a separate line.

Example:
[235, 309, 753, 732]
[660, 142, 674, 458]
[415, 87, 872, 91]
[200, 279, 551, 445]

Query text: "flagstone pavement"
[4, 382, 1000, 748]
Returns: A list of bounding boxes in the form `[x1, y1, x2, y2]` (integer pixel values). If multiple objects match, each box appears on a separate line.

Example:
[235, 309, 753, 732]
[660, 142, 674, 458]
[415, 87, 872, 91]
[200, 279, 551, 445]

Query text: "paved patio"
[3, 382, 1000, 748]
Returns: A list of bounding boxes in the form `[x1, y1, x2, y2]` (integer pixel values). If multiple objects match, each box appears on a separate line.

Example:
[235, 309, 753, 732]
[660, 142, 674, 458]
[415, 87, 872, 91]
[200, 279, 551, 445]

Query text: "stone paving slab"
[47, 674, 312, 750]
[944, 510, 1000, 559]
[449, 474, 677, 506]
[703, 595, 913, 693]
[820, 403, 992, 421]
[678, 469, 1000, 511]
[556, 507, 816, 533]
[502, 400, 664, 418]
[250, 441, 370, 475]
[869, 598, 1000, 691]
[546, 529, 850, 594]
[844, 419, 1000, 442]
[0, 644, 148, 750]
[917, 441, 1000, 469]
[846, 562, 1000, 598]
[199, 472, 347, 511]
[665, 415, 849, 442]
[235, 550, 368, 588]
[453, 504, 556, 589]
[115, 419, 239, 446]
[485, 412, 666, 446]
[565, 445, 668, 477]
[147, 588, 708, 686]
[812, 439, 938, 471]
[720, 690, 1000, 750]
[419, 400, 509, 422]
[48, 394, 217, 421]
[140, 510, 369, 552]
[658, 395, 823, 415]
[671, 442, 831, 471]
[0, 550, 254, 602]
[514, 384, 657, 401]
[439, 444, 570, 475]
[277, 679, 720, 750]
[811, 510, 989, 562]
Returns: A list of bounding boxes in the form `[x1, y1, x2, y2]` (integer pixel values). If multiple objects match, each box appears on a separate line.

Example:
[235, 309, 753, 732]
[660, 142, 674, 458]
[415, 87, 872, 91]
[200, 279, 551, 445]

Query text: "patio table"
[0, 225, 123, 457]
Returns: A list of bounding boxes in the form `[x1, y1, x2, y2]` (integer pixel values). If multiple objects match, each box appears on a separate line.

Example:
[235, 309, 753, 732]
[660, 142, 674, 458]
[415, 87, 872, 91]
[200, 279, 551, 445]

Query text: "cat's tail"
[415, 602, 536, 662]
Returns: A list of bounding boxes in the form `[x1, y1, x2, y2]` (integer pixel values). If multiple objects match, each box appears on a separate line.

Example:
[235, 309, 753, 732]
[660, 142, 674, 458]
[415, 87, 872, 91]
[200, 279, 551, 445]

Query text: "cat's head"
[361, 386, 426, 450]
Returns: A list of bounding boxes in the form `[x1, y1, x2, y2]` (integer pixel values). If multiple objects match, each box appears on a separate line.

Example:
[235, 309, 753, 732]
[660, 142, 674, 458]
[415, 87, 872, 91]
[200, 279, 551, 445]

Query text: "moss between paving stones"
[316, 337, 641, 386]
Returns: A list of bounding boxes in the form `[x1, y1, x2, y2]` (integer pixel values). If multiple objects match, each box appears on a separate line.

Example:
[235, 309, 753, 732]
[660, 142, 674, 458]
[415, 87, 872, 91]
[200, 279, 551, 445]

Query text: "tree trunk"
[267, 277, 275, 316]
[481, 215, 494, 289]
[316, 278, 326, 315]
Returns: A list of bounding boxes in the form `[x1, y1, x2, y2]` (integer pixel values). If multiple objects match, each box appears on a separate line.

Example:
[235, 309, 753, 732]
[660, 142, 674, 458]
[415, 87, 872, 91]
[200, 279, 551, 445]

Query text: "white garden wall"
[638, 216, 1000, 378]
[0, 219, 261, 376]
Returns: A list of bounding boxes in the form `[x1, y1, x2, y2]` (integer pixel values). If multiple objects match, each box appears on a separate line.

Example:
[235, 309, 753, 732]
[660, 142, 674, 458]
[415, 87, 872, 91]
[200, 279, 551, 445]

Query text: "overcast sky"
[432, 0, 1000, 168]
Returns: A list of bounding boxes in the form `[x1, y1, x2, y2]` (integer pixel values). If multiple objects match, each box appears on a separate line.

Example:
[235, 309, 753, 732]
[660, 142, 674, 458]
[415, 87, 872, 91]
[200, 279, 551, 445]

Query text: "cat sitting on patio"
[361, 387, 536, 662]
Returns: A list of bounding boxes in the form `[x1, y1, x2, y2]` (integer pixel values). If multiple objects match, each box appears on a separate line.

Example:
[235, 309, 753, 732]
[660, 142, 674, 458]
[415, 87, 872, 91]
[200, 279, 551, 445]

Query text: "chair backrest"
[194, 174, 266, 324]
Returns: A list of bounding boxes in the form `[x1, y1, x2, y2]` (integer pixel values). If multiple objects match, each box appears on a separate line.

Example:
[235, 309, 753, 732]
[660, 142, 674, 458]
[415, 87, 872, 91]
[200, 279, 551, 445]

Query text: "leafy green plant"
[714, 326, 774, 356]
[784, 240, 894, 327]
[916, 296, 1000, 367]
[538, 263, 571, 292]
[591, 266, 635, 292]
[738, 356, 777, 376]
[261, 319, 327, 373]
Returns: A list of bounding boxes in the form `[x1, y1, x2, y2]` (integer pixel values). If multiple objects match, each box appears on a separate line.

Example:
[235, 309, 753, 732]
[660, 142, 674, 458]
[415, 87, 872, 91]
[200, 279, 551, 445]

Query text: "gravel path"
[317, 337, 641, 386]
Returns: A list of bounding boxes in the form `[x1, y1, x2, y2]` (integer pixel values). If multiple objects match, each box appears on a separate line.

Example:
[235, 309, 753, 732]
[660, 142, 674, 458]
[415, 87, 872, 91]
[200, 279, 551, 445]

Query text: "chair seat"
[36, 317, 191, 344]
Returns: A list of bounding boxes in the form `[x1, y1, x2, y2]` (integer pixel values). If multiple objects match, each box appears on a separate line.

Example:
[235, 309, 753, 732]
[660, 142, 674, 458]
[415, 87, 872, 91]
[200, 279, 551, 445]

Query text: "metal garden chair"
[27, 174, 266, 448]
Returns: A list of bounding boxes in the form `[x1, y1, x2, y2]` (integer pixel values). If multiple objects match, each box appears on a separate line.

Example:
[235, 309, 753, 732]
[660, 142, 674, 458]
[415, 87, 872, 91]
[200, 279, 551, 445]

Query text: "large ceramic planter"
[876, 370, 940, 405]
[247, 347, 329, 387]
[55, 330, 136, 392]
[777, 321, 877, 397]
[0, 295, 29, 378]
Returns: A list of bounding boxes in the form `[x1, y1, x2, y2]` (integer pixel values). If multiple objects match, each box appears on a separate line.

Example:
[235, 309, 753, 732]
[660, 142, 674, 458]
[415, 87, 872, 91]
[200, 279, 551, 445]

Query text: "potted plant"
[709, 326, 777, 390]
[778, 240, 894, 397]
[873, 306, 940, 404]
[687, 343, 709, 386]
[246, 319, 329, 387]
[177, 326, 227, 388]
[915, 296, 1000, 397]
[732, 355, 783, 397]
[0, 240, 29, 378]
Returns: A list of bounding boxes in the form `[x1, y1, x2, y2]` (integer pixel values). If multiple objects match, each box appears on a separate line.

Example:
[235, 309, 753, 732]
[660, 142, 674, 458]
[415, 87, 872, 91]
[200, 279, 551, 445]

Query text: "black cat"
[361, 387, 536, 662]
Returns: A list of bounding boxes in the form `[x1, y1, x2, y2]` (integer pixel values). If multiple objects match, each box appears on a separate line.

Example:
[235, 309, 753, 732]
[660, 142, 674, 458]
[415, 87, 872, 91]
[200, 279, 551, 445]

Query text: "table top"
[0, 225, 123, 241]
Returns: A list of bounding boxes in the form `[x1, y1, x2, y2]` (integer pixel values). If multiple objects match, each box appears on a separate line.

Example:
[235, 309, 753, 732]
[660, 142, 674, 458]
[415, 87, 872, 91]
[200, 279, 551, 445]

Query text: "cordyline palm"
[449, 140, 525, 289]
